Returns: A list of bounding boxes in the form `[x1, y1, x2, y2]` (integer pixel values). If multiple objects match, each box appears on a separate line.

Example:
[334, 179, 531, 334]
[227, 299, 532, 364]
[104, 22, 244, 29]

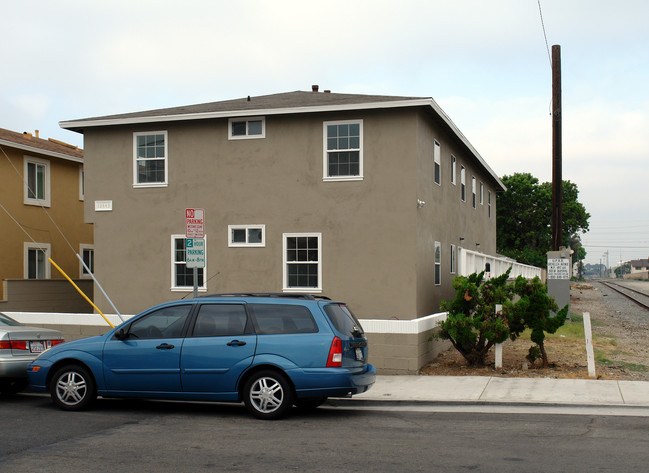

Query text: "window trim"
[79, 244, 94, 279]
[23, 156, 51, 207]
[171, 234, 207, 292]
[283, 232, 322, 293]
[488, 191, 492, 218]
[472, 176, 477, 209]
[323, 119, 364, 182]
[24, 242, 51, 279]
[460, 165, 466, 202]
[433, 139, 441, 185]
[78, 164, 85, 201]
[133, 131, 168, 188]
[434, 241, 441, 286]
[228, 117, 266, 140]
[228, 224, 266, 247]
[450, 243, 456, 274]
[479, 182, 484, 205]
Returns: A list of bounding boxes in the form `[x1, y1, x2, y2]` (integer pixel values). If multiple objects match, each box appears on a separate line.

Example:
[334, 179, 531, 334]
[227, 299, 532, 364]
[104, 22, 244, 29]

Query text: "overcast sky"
[2, 0, 647, 266]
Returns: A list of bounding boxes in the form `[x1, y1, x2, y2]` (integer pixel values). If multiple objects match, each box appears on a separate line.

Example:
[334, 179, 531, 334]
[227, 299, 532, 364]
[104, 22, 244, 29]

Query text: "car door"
[180, 303, 256, 395]
[102, 304, 193, 393]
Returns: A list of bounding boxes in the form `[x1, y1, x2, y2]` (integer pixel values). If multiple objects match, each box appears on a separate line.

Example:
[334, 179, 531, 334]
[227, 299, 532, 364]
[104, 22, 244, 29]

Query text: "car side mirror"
[115, 328, 128, 340]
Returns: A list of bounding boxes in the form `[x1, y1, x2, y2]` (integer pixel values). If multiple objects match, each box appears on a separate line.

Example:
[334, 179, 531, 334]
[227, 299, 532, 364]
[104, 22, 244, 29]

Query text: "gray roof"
[59, 90, 505, 190]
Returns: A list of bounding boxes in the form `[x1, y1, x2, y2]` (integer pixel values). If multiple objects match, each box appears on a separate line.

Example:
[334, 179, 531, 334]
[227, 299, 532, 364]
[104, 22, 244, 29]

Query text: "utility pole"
[551, 45, 562, 251]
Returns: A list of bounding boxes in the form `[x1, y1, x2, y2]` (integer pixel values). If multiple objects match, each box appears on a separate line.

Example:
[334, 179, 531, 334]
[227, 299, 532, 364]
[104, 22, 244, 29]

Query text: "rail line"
[600, 281, 649, 311]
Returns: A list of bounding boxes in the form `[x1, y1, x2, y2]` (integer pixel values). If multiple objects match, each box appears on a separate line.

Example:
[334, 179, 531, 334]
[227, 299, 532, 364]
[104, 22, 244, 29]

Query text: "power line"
[537, 0, 552, 68]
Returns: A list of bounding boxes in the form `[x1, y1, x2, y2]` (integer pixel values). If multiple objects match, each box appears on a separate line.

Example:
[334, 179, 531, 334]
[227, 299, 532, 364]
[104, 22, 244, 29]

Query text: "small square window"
[229, 225, 265, 247]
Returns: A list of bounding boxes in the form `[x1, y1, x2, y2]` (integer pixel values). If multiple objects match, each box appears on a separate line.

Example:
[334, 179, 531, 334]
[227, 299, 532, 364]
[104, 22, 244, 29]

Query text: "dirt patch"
[421, 281, 649, 380]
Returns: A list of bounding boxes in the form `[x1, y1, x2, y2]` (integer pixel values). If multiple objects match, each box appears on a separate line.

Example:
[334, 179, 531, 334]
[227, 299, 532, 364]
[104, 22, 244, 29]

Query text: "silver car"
[0, 312, 64, 395]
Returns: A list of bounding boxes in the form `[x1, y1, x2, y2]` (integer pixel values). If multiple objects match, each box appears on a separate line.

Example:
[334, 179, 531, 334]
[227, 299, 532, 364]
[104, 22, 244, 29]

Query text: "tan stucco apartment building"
[0, 128, 94, 304]
[61, 89, 505, 367]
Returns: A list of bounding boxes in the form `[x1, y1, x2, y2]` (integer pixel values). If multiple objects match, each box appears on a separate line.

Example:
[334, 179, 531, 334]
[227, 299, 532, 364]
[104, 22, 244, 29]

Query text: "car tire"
[243, 370, 294, 420]
[50, 364, 97, 411]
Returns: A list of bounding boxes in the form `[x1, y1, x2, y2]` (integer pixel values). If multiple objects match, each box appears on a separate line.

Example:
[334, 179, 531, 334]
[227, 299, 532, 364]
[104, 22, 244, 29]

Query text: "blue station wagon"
[27, 294, 376, 419]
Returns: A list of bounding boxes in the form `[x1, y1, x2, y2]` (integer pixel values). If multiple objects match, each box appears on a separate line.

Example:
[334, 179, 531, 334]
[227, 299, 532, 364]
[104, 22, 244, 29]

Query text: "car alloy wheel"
[50, 365, 96, 411]
[244, 370, 293, 420]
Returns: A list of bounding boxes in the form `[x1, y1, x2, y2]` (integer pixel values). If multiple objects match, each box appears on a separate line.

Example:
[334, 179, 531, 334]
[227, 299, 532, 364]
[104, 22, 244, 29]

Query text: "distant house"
[61, 88, 507, 371]
[0, 127, 94, 308]
[627, 257, 649, 279]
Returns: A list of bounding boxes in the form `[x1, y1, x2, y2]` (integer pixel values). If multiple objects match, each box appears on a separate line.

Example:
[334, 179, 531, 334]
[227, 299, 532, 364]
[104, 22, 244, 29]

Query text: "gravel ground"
[422, 279, 649, 380]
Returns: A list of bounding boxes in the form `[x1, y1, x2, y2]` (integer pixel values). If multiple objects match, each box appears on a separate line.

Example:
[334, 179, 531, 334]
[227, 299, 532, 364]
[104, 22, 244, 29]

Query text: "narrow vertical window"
[433, 140, 441, 185]
[472, 177, 477, 209]
[488, 191, 492, 218]
[479, 182, 484, 205]
[451, 155, 456, 185]
[460, 166, 466, 202]
[450, 244, 456, 274]
[434, 241, 441, 286]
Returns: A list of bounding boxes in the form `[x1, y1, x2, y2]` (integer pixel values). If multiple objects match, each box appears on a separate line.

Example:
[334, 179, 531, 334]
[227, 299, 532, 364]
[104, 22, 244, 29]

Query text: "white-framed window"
[323, 120, 363, 181]
[24, 242, 51, 279]
[24, 156, 51, 207]
[171, 234, 207, 291]
[79, 165, 85, 201]
[472, 177, 477, 209]
[228, 224, 265, 247]
[451, 155, 457, 185]
[450, 243, 456, 274]
[460, 165, 466, 202]
[434, 241, 441, 286]
[79, 244, 94, 278]
[480, 182, 484, 205]
[228, 117, 265, 140]
[433, 139, 441, 185]
[488, 191, 492, 218]
[283, 233, 322, 292]
[134, 131, 168, 187]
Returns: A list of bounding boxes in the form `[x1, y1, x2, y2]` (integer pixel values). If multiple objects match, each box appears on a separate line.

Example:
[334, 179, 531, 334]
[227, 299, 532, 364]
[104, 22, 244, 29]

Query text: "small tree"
[438, 268, 514, 366]
[509, 276, 569, 367]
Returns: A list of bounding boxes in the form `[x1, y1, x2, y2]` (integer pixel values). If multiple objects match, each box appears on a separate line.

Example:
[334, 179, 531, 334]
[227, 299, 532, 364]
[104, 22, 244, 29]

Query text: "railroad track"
[600, 280, 649, 311]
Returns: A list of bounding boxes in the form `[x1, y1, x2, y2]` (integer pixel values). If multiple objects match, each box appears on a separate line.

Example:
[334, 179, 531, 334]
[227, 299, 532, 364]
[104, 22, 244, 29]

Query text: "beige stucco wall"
[82, 106, 500, 322]
[0, 145, 93, 297]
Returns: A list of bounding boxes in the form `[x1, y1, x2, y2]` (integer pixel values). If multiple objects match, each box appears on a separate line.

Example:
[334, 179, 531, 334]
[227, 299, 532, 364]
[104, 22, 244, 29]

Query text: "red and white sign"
[185, 208, 205, 238]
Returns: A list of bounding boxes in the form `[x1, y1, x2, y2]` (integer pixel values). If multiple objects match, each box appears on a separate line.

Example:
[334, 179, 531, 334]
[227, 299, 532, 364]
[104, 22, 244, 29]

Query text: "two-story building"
[0, 127, 94, 310]
[60, 88, 506, 369]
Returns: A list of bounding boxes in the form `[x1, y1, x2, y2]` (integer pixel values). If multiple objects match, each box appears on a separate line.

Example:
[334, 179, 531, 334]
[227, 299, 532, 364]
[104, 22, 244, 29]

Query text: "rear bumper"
[291, 363, 376, 398]
[0, 356, 33, 378]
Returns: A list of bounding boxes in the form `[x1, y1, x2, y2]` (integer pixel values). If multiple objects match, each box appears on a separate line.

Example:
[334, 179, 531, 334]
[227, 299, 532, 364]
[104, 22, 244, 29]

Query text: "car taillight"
[326, 336, 343, 367]
[0, 341, 10, 350]
[49, 339, 64, 347]
[9, 341, 28, 350]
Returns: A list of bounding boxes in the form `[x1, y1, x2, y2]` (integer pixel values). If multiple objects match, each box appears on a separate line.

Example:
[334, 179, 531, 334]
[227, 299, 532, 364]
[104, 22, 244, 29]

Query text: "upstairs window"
[434, 241, 441, 286]
[134, 132, 167, 187]
[460, 165, 466, 202]
[24, 156, 50, 207]
[433, 140, 441, 185]
[323, 120, 363, 181]
[229, 117, 265, 139]
[480, 182, 484, 205]
[228, 225, 265, 247]
[488, 191, 492, 218]
[472, 177, 477, 209]
[451, 155, 457, 185]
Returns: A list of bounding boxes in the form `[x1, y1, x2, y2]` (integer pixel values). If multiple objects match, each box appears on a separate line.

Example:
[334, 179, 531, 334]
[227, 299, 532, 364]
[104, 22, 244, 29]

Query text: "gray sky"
[2, 0, 647, 266]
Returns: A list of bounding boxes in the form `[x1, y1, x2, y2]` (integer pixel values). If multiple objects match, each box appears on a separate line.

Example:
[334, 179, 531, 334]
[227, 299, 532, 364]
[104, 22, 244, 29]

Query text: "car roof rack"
[198, 292, 331, 301]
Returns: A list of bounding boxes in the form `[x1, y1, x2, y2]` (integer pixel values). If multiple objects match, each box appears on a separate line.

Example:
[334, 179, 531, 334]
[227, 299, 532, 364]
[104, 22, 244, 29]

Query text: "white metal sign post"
[185, 209, 205, 298]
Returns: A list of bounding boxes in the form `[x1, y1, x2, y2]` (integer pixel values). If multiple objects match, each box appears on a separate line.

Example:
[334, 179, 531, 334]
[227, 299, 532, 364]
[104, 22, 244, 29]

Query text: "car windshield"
[0, 312, 22, 326]
[323, 304, 364, 337]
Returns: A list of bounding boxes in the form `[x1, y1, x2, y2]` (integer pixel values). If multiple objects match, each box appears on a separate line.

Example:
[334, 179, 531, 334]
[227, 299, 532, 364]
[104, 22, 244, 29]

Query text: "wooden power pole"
[551, 45, 562, 250]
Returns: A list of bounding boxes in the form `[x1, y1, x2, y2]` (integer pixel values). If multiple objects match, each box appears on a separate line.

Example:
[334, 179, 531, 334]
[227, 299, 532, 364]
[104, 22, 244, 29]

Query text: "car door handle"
[156, 343, 175, 350]
[227, 340, 246, 347]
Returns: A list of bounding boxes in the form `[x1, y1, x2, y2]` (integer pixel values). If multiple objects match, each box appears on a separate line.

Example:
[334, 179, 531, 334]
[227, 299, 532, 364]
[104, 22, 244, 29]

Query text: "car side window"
[129, 305, 192, 339]
[248, 304, 318, 334]
[191, 304, 247, 337]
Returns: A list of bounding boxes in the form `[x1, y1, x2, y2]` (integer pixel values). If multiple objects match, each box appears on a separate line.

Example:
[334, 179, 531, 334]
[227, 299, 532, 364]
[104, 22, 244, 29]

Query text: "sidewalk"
[351, 375, 649, 408]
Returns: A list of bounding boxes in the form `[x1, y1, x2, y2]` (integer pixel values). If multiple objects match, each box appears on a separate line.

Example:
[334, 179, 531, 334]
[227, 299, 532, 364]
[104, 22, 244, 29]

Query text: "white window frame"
[480, 182, 484, 205]
[228, 224, 266, 247]
[450, 243, 456, 274]
[488, 191, 492, 218]
[451, 155, 457, 185]
[171, 234, 207, 292]
[460, 165, 466, 202]
[323, 119, 363, 182]
[433, 139, 441, 185]
[228, 117, 266, 140]
[79, 164, 85, 201]
[79, 244, 94, 279]
[23, 156, 51, 207]
[133, 131, 168, 188]
[283, 233, 322, 293]
[24, 242, 51, 279]
[434, 241, 441, 286]
[472, 177, 477, 209]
